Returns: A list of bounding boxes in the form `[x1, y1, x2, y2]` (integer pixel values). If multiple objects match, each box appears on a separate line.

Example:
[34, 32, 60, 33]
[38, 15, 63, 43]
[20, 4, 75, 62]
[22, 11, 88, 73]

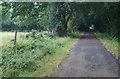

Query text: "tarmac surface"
[55, 32, 118, 77]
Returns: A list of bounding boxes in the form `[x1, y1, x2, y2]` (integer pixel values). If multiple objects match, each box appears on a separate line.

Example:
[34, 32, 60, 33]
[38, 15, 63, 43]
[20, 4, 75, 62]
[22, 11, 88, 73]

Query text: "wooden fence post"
[14, 31, 17, 46]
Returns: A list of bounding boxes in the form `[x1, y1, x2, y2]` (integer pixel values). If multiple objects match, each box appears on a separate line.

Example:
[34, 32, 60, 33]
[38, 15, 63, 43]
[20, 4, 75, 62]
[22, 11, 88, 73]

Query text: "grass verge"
[20, 38, 78, 77]
[95, 32, 119, 60]
[2, 31, 82, 77]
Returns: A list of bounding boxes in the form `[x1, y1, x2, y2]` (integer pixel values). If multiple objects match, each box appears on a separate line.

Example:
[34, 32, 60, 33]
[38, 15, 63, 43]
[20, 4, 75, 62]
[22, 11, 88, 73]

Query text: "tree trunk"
[64, 14, 71, 35]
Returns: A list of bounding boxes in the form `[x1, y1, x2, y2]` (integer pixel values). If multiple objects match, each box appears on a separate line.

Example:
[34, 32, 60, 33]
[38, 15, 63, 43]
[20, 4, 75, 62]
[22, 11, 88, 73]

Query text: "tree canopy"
[1, 2, 119, 37]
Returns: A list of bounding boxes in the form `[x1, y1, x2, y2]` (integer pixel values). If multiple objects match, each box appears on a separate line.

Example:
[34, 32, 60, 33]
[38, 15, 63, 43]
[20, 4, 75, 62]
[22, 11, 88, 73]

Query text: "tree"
[2, 2, 119, 38]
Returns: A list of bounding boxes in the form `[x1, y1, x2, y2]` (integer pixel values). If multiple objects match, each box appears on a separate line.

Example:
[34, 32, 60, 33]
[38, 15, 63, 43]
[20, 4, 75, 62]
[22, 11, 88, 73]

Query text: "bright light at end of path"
[0, 1, 3, 4]
[89, 25, 94, 30]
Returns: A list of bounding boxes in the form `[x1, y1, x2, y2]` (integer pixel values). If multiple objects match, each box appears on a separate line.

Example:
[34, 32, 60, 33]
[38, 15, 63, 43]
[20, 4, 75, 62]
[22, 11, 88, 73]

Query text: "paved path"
[55, 32, 118, 77]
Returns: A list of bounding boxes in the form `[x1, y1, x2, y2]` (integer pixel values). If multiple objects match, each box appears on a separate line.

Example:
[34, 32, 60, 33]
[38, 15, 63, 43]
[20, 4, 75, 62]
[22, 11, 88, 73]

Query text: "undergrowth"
[1, 31, 81, 77]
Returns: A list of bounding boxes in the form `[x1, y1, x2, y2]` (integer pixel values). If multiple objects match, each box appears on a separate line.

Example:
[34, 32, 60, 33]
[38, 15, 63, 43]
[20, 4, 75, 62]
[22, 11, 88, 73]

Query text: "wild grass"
[19, 37, 78, 77]
[0, 32, 29, 48]
[95, 32, 119, 60]
[1, 31, 81, 77]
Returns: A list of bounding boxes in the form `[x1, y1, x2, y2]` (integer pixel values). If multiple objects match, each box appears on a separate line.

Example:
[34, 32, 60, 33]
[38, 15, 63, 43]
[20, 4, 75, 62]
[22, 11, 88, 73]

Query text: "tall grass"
[0, 32, 29, 48]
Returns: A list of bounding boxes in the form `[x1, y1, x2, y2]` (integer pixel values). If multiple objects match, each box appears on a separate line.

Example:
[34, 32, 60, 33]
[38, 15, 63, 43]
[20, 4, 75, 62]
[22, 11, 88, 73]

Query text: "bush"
[25, 30, 43, 39]
[68, 31, 82, 38]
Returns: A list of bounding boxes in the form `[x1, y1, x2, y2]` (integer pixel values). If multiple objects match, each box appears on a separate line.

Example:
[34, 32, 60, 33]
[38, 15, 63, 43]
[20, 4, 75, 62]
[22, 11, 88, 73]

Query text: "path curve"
[55, 32, 118, 77]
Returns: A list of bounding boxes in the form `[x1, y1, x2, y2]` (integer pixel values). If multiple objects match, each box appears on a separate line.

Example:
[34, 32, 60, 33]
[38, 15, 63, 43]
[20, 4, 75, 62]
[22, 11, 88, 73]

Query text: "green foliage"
[2, 32, 71, 77]
[2, 2, 119, 37]
[87, 3, 119, 37]
[2, 2, 49, 31]
[68, 31, 83, 38]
